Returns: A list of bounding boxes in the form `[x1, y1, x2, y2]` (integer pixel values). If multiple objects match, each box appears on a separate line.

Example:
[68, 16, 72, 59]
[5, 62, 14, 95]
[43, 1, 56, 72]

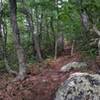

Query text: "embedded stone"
[54, 72, 100, 100]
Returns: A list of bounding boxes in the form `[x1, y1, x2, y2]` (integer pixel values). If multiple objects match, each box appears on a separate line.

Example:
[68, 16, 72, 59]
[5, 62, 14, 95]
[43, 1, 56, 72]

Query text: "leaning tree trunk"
[9, 0, 27, 80]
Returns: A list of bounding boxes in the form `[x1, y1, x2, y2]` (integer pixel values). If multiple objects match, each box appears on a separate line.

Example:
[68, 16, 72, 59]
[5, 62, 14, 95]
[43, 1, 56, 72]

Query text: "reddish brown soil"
[0, 52, 99, 100]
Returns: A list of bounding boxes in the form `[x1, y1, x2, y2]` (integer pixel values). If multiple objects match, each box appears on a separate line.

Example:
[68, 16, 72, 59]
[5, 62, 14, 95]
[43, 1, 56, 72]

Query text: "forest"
[0, 0, 100, 100]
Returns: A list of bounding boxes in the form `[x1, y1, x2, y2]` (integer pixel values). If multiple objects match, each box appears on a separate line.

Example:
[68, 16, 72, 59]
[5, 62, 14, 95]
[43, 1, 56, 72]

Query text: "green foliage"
[0, 0, 99, 71]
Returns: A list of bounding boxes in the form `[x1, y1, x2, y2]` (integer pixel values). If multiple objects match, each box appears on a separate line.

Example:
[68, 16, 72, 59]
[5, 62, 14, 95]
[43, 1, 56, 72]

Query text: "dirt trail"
[0, 51, 98, 100]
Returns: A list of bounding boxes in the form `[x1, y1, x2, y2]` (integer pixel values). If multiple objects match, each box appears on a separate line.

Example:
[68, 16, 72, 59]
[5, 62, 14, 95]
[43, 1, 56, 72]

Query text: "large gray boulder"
[60, 62, 88, 72]
[54, 72, 100, 100]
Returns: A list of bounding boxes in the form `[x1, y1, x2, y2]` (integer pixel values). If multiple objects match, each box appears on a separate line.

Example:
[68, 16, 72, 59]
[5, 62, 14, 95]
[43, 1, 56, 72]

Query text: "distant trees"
[7, 0, 65, 79]
[0, 0, 99, 79]
[68, 0, 100, 56]
[19, 5, 43, 61]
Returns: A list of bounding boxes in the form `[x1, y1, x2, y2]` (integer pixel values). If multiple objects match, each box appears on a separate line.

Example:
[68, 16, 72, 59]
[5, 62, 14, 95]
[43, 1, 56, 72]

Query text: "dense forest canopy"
[0, 0, 100, 80]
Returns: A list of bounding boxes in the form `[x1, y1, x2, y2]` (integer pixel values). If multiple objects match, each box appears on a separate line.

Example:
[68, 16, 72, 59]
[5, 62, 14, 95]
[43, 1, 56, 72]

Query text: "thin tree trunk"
[34, 7, 42, 61]
[71, 40, 75, 56]
[33, 24, 43, 61]
[54, 0, 61, 59]
[54, 34, 64, 59]
[54, 39, 58, 59]
[50, 16, 56, 50]
[93, 25, 100, 56]
[9, 0, 27, 80]
[19, 5, 42, 61]
[80, 10, 89, 32]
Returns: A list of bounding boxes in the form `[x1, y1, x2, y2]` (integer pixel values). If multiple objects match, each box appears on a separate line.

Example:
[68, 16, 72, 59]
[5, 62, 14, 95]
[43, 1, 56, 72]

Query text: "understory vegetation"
[0, 0, 100, 79]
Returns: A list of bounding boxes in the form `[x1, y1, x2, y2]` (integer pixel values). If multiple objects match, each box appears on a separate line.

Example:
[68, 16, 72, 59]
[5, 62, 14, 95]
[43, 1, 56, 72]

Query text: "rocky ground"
[0, 52, 99, 100]
[55, 72, 100, 100]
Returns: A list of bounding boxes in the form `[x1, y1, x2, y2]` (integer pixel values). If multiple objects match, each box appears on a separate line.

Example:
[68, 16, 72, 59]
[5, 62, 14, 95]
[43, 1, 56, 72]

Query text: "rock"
[54, 72, 100, 100]
[60, 62, 87, 72]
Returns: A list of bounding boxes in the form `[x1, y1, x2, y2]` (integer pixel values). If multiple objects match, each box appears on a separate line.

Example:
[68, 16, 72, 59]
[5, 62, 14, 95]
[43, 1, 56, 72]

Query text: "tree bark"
[80, 10, 89, 32]
[0, 1, 17, 75]
[93, 25, 100, 56]
[19, 6, 42, 61]
[0, 21, 17, 75]
[34, 7, 43, 61]
[9, 0, 27, 80]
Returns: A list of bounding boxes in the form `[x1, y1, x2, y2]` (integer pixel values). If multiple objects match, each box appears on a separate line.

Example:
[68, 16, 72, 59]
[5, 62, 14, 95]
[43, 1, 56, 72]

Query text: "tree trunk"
[93, 25, 100, 56]
[54, 34, 64, 59]
[19, 6, 42, 61]
[0, 2, 17, 75]
[0, 21, 17, 75]
[33, 24, 42, 61]
[34, 7, 42, 61]
[9, 0, 27, 80]
[50, 16, 57, 53]
[80, 10, 89, 32]
[71, 40, 75, 56]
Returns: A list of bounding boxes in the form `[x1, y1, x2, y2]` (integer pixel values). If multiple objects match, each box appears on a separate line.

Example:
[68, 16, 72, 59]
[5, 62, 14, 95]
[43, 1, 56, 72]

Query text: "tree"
[0, 0, 17, 74]
[9, 0, 27, 80]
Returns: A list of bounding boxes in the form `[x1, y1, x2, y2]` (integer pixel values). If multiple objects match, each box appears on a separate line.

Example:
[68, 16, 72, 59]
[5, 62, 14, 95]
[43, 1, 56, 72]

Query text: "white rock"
[60, 62, 87, 72]
[54, 72, 100, 100]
